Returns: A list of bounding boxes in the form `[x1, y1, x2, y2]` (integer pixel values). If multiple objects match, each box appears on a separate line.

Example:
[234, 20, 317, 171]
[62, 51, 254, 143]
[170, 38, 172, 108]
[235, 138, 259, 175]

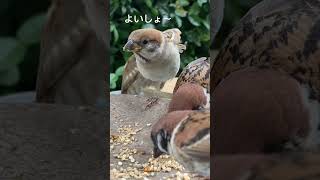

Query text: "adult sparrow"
[151, 110, 210, 177]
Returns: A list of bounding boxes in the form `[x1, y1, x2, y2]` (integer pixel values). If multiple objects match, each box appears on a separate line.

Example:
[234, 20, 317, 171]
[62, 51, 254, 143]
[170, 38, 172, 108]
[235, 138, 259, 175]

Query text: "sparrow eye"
[142, 39, 148, 45]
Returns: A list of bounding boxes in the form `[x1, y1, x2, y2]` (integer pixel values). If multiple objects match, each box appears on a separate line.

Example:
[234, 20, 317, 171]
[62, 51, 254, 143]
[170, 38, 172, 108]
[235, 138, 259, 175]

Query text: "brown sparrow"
[123, 28, 186, 82]
[211, 0, 320, 153]
[36, 0, 107, 106]
[151, 110, 210, 177]
[168, 83, 209, 112]
[174, 57, 210, 93]
[213, 67, 311, 153]
[121, 55, 164, 95]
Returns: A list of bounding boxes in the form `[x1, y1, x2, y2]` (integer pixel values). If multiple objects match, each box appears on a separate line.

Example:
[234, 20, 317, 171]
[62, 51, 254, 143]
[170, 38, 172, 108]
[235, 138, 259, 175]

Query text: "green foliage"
[0, 14, 46, 88]
[0, 0, 262, 96]
[110, 0, 211, 90]
[17, 14, 46, 46]
[0, 38, 26, 86]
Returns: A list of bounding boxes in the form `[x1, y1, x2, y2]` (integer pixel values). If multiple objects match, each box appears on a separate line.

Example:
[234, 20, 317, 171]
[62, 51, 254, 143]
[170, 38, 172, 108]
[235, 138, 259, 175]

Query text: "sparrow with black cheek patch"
[123, 28, 186, 82]
[174, 57, 210, 93]
[168, 83, 209, 112]
[151, 110, 193, 158]
[151, 110, 210, 177]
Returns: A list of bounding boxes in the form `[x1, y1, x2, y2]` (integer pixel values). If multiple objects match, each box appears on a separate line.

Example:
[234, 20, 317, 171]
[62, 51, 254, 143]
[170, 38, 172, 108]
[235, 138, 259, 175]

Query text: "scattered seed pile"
[110, 124, 196, 179]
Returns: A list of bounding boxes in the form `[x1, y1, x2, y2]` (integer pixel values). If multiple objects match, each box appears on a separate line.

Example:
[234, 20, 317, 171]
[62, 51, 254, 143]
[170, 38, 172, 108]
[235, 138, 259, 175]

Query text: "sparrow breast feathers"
[123, 28, 186, 82]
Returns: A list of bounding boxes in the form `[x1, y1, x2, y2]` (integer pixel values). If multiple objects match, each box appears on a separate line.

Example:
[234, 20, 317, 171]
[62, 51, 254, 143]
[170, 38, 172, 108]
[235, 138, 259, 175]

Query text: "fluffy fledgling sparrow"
[168, 83, 209, 112]
[121, 55, 164, 94]
[174, 57, 210, 93]
[211, 0, 320, 154]
[151, 110, 210, 177]
[123, 28, 186, 82]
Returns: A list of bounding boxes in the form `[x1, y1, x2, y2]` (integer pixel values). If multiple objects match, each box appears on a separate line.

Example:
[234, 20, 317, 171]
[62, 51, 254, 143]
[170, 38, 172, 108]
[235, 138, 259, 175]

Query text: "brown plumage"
[121, 55, 164, 94]
[151, 110, 193, 157]
[214, 152, 320, 180]
[168, 83, 209, 112]
[82, 0, 108, 46]
[170, 110, 210, 177]
[36, 0, 107, 106]
[128, 28, 163, 45]
[174, 57, 210, 93]
[121, 28, 186, 94]
[151, 110, 210, 177]
[211, 0, 320, 154]
[213, 67, 310, 153]
[211, 0, 320, 100]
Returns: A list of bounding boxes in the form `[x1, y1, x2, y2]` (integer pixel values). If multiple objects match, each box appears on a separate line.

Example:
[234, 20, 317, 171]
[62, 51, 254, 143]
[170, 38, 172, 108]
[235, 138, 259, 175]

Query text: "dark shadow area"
[0, 0, 108, 179]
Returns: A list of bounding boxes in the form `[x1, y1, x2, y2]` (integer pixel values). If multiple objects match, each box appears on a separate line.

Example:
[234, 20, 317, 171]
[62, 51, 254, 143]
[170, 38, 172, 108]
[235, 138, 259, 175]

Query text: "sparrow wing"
[174, 111, 210, 160]
[211, 0, 320, 100]
[174, 57, 210, 93]
[121, 55, 140, 94]
[182, 134, 210, 160]
[36, 0, 107, 105]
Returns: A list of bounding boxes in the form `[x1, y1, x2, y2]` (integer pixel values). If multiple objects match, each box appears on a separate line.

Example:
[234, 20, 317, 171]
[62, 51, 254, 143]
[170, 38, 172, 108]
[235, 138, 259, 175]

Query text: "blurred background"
[0, 0, 261, 96]
[109, 0, 261, 91]
[0, 0, 49, 96]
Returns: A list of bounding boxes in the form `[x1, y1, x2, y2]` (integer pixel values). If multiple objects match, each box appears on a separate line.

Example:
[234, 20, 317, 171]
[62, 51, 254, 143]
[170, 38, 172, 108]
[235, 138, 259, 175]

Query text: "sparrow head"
[123, 28, 164, 62]
[151, 110, 192, 158]
[168, 83, 209, 112]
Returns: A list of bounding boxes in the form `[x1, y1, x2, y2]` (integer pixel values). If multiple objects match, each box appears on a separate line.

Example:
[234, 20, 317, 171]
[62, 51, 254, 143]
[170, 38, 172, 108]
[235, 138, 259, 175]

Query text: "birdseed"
[110, 125, 193, 179]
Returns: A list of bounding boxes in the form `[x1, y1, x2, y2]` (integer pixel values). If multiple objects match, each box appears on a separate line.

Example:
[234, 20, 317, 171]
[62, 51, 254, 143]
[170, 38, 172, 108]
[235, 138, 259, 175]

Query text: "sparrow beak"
[123, 39, 141, 52]
[153, 147, 164, 158]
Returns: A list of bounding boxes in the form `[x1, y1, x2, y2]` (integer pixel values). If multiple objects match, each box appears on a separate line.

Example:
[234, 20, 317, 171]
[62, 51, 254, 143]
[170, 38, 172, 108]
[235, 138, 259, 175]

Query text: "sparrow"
[123, 28, 186, 82]
[214, 152, 320, 180]
[243, 152, 320, 180]
[81, 0, 108, 46]
[151, 110, 210, 177]
[168, 82, 209, 112]
[121, 55, 165, 95]
[211, 0, 320, 154]
[174, 57, 210, 93]
[36, 0, 107, 106]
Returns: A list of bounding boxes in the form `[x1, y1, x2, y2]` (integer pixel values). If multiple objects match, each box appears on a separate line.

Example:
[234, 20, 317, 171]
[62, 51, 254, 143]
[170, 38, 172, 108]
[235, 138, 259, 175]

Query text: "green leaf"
[17, 14, 46, 45]
[121, 6, 127, 14]
[189, 2, 200, 15]
[175, 16, 182, 27]
[202, 19, 210, 30]
[142, 23, 155, 29]
[0, 38, 26, 71]
[199, 30, 210, 41]
[197, 0, 207, 6]
[175, 8, 187, 17]
[177, 0, 189, 7]
[122, 52, 132, 61]
[145, 0, 152, 8]
[110, 73, 119, 89]
[110, 24, 119, 43]
[188, 15, 201, 26]
[0, 66, 19, 86]
[115, 65, 124, 76]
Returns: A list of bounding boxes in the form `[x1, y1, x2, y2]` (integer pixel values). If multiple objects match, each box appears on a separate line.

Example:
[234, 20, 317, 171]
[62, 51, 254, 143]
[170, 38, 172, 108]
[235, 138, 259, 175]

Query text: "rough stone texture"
[110, 94, 193, 179]
[0, 103, 107, 180]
